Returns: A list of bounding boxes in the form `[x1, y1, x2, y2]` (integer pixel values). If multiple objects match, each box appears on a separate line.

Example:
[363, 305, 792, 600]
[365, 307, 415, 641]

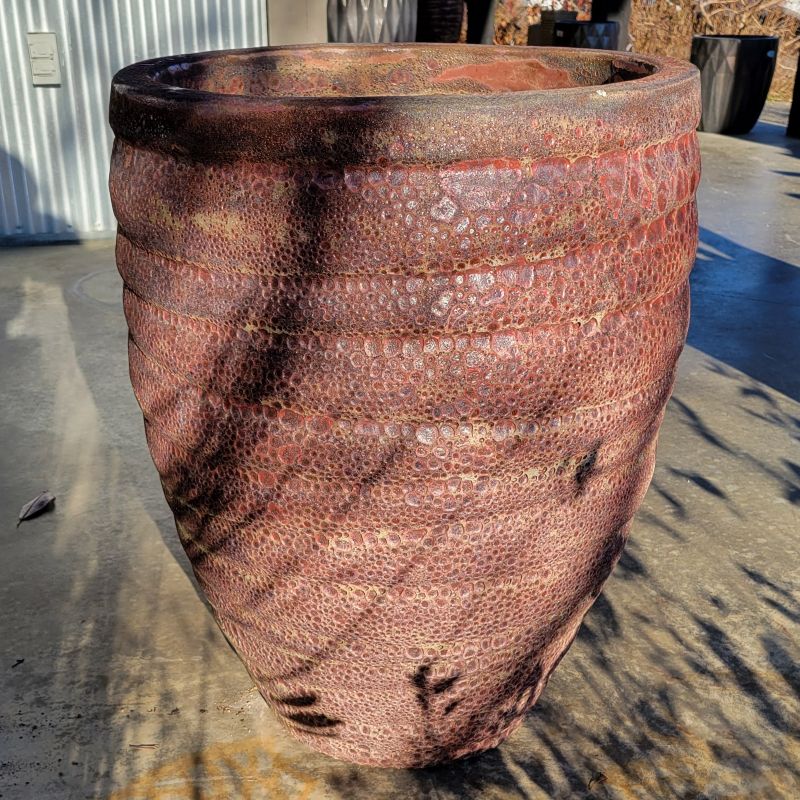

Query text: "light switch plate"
[27, 32, 61, 86]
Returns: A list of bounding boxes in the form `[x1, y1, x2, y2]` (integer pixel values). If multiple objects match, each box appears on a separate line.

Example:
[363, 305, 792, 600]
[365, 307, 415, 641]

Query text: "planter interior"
[147, 44, 657, 97]
[110, 44, 700, 768]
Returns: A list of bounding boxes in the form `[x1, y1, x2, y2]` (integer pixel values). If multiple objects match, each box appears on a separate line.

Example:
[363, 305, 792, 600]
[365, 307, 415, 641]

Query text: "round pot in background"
[416, 0, 464, 43]
[553, 20, 620, 51]
[109, 44, 700, 768]
[789, 50, 800, 138]
[528, 9, 577, 46]
[328, 0, 417, 42]
[691, 34, 779, 135]
[591, 0, 632, 51]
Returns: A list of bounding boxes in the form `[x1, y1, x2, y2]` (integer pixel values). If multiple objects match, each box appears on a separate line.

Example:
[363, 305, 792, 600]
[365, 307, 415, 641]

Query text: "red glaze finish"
[109, 44, 700, 767]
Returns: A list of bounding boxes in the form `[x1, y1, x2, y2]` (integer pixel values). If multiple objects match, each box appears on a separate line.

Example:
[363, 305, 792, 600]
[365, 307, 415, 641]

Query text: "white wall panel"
[0, 0, 267, 241]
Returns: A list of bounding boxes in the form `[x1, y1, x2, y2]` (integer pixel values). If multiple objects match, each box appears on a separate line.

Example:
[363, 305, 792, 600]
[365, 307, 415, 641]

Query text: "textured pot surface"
[109, 44, 700, 768]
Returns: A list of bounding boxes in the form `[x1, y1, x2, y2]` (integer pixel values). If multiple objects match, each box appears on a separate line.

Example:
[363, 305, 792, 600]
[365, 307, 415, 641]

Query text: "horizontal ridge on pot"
[110, 44, 701, 768]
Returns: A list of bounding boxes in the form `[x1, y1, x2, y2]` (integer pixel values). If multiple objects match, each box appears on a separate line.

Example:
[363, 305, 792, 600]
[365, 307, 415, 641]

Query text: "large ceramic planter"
[691, 35, 778, 135]
[109, 44, 700, 768]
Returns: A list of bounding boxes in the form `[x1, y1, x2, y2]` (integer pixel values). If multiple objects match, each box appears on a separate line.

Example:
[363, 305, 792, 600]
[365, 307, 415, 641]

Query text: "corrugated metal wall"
[0, 1, 267, 242]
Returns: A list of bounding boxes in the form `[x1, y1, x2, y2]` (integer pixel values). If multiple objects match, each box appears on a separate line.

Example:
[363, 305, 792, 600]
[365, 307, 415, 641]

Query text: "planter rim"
[691, 34, 779, 41]
[111, 43, 693, 109]
[109, 44, 699, 163]
[555, 20, 619, 26]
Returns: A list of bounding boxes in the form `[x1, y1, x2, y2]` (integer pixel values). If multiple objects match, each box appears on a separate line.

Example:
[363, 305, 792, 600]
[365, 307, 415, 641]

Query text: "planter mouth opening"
[121, 43, 662, 102]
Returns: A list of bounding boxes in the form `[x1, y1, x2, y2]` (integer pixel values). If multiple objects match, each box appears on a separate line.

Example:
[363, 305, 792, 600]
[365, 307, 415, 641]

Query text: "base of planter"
[278, 713, 525, 768]
[256, 620, 576, 768]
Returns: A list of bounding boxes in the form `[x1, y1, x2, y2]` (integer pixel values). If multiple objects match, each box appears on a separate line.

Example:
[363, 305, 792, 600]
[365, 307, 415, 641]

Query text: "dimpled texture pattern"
[109, 45, 701, 768]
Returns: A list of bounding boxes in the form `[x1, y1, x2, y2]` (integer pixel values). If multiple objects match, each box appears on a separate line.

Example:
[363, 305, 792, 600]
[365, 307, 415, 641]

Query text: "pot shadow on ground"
[688, 227, 800, 402]
[737, 115, 800, 158]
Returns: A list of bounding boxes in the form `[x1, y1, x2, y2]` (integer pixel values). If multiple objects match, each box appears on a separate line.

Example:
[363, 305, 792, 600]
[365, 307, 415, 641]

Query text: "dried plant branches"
[492, 1, 798, 100]
[631, 0, 799, 99]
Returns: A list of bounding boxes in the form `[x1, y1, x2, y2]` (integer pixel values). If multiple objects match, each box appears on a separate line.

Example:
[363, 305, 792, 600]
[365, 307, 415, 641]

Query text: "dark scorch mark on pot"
[286, 711, 343, 730]
[575, 442, 601, 494]
[270, 690, 344, 736]
[412, 663, 462, 713]
[270, 692, 319, 707]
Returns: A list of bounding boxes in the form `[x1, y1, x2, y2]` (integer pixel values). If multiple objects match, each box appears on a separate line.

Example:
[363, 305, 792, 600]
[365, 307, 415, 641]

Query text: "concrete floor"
[1, 107, 799, 800]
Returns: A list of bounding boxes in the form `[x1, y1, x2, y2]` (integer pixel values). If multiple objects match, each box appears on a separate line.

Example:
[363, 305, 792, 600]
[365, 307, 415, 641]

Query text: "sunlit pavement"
[1, 105, 798, 799]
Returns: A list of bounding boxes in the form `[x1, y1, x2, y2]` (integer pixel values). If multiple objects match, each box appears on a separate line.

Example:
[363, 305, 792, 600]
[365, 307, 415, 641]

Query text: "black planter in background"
[528, 10, 577, 46]
[416, 0, 464, 43]
[328, 0, 417, 42]
[788, 51, 800, 138]
[553, 21, 620, 51]
[591, 0, 631, 51]
[465, 0, 495, 44]
[691, 35, 779, 135]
